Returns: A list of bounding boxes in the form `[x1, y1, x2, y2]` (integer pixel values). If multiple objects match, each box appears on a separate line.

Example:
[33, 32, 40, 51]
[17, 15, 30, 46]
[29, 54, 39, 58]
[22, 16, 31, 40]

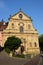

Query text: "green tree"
[39, 34, 43, 51]
[4, 36, 22, 54]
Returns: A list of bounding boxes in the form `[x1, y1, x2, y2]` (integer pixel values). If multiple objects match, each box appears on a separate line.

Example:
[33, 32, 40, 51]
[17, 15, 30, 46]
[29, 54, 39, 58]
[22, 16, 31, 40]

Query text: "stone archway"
[21, 45, 25, 54]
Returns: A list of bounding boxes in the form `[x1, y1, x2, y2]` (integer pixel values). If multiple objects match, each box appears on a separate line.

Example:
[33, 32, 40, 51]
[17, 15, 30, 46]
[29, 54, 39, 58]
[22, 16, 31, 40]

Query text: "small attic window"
[12, 23, 14, 28]
[19, 14, 23, 18]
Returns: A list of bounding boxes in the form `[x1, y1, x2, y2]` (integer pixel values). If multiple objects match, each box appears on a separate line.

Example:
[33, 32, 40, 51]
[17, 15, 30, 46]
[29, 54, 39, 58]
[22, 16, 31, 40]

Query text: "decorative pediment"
[9, 10, 32, 20]
[3, 10, 38, 34]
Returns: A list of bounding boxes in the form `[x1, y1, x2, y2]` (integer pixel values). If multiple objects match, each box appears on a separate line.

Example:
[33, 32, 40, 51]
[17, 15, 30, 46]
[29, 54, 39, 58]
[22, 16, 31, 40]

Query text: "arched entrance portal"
[20, 38, 26, 54]
[21, 45, 24, 54]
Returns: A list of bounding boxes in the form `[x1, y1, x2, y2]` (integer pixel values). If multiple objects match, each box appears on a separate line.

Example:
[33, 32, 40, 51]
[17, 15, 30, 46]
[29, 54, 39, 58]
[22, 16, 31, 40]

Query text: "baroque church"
[0, 10, 40, 56]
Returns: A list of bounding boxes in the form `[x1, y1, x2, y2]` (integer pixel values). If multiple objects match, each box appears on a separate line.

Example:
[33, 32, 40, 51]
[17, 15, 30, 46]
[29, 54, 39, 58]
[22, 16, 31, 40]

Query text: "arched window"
[12, 23, 14, 28]
[20, 26, 23, 33]
[34, 42, 37, 47]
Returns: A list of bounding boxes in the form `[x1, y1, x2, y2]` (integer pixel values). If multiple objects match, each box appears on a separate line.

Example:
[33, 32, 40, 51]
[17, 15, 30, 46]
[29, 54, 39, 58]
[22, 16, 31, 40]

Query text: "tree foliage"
[39, 34, 43, 51]
[4, 36, 22, 52]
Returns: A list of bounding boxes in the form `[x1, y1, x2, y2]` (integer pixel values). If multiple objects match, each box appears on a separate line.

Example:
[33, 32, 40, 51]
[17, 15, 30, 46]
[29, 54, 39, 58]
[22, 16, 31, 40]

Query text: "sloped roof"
[0, 20, 8, 31]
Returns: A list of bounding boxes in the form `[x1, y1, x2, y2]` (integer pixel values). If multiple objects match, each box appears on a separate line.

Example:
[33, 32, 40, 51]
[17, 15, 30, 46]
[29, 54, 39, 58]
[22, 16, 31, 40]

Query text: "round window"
[19, 14, 23, 18]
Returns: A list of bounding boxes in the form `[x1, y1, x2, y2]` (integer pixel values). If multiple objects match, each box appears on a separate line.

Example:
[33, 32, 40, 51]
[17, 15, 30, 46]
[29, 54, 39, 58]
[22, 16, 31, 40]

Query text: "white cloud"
[0, 1, 5, 8]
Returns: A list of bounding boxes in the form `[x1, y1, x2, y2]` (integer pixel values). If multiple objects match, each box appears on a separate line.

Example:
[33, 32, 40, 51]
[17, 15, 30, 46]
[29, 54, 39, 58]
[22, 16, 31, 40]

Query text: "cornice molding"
[8, 18, 32, 22]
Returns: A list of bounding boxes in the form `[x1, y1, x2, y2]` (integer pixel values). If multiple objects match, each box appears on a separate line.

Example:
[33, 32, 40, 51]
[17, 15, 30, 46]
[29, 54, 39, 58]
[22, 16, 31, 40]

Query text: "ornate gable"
[3, 10, 37, 34]
[9, 10, 32, 21]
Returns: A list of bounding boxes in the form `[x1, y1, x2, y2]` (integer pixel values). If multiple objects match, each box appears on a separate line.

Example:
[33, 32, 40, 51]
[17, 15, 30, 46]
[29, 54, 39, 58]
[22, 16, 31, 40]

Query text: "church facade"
[2, 10, 40, 56]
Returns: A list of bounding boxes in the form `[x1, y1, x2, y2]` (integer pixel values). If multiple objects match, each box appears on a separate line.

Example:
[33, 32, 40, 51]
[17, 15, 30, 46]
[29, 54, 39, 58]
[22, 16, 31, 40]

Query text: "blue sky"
[0, 0, 43, 35]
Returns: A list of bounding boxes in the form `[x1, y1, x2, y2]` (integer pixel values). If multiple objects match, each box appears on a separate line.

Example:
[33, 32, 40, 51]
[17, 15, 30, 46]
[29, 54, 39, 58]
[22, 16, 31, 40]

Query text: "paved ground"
[24, 55, 43, 65]
[37, 57, 43, 65]
[0, 51, 28, 65]
[24, 55, 40, 65]
[0, 51, 43, 65]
